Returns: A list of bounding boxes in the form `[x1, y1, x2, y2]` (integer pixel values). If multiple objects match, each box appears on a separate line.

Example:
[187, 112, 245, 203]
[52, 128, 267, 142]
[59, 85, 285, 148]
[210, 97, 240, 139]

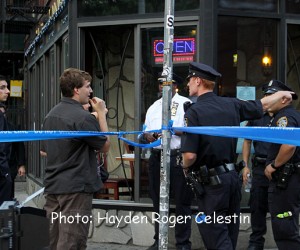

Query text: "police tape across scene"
[0, 126, 300, 146]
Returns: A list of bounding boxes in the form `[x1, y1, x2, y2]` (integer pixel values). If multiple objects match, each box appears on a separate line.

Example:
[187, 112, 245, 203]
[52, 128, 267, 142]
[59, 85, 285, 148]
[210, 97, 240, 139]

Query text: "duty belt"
[254, 156, 267, 162]
[151, 148, 180, 157]
[209, 163, 236, 176]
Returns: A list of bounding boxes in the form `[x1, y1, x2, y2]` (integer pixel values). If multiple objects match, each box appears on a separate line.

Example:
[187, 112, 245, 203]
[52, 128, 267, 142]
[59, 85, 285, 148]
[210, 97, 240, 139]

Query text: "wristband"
[270, 161, 277, 169]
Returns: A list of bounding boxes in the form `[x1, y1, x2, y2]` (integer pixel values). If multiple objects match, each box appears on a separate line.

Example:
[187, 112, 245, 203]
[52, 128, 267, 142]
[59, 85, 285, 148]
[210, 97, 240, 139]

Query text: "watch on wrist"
[270, 161, 277, 170]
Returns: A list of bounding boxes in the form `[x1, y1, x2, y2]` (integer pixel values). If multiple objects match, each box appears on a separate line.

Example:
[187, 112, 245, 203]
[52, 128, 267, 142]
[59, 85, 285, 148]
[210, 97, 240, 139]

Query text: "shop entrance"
[85, 23, 197, 201]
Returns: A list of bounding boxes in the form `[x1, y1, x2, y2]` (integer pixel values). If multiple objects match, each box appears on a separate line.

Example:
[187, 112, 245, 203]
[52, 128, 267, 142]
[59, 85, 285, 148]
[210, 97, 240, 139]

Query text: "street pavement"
[15, 181, 278, 250]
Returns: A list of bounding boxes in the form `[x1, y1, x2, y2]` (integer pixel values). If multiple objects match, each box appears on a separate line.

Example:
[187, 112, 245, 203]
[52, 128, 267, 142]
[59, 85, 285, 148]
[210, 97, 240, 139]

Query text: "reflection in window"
[218, 0, 278, 12]
[78, 0, 199, 17]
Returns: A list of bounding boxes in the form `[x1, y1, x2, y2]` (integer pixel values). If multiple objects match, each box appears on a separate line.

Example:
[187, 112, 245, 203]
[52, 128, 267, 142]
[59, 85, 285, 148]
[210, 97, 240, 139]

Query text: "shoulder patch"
[276, 116, 288, 127]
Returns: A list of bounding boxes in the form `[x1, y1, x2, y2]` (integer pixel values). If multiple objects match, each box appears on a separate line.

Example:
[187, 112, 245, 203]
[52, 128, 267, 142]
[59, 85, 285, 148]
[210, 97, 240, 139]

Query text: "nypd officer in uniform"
[144, 73, 193, 250]
[264, 81, 300, 250]
[181, 62, 294, 250]
[242, 80, 290, 250]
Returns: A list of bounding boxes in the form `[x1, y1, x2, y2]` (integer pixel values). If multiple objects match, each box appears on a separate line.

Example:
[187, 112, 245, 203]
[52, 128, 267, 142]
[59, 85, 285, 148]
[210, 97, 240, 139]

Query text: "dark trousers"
[148, 151, 193, 248]
[0, 174, 12, 206]
[44, 193, 93, 250]
[196, 171, 241, 250]
[248, 168, 269, 249]
[268, 172, 300, 250]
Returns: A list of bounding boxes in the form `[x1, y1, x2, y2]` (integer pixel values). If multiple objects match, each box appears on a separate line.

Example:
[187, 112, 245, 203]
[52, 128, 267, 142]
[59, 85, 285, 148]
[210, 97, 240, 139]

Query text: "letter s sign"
[166, 15, 174, 29]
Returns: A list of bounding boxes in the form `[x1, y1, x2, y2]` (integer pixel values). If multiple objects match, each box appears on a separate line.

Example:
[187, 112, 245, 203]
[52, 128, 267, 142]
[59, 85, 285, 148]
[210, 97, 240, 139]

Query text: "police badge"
[276, 116, 288, 127]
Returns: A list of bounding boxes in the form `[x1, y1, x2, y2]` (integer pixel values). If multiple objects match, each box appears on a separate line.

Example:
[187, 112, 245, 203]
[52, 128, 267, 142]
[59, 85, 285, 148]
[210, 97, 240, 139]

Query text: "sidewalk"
[14, 181, 148, 250]
[14, 181, 278, 250]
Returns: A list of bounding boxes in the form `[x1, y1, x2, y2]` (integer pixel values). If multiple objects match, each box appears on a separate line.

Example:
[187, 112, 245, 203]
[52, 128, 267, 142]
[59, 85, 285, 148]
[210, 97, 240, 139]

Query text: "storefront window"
[141, 26, 196, 119]
[286, 0, 300, 14]
[218, 16, 278, 208]
[78, 0, 199, 17]
[287, 24, 300, 109]
[140, 25, 197, 202]
[218, 17, 277, 98]
[218, 0, 278, 12]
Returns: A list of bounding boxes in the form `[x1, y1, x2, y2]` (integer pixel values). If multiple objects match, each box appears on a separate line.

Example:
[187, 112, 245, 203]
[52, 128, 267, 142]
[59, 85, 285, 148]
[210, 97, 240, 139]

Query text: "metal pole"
[159, 0, 175, 249]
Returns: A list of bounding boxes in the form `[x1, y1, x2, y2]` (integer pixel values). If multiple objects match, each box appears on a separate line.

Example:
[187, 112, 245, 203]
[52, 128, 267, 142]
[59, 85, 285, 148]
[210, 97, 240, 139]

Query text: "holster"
[185, 170, 205, 199]
[272, 163, 295, 189]
[252, 156, 267, 168]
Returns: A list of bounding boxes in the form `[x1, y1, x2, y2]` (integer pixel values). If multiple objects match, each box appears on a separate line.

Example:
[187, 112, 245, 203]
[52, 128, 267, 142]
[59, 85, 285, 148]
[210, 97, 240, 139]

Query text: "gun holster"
[272, 163, 295, 190]
[185, 170, 205, 199]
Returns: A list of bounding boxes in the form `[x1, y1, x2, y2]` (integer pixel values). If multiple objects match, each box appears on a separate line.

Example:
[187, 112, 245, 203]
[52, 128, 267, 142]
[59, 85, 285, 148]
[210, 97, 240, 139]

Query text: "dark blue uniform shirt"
[266, 105, 300, 165]
[247, 112, 273, 158]
[181, 92, 263, 168]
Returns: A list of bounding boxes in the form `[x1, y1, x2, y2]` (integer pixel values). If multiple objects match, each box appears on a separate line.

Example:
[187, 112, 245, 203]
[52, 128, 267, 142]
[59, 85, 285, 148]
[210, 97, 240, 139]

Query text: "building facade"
[23, 0, 300, 247]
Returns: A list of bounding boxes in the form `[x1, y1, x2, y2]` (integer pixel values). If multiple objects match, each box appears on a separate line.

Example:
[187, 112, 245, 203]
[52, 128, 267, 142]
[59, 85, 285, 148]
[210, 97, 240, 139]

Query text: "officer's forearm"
[273, 144, 296, 167]
[260, 91, 292, 112]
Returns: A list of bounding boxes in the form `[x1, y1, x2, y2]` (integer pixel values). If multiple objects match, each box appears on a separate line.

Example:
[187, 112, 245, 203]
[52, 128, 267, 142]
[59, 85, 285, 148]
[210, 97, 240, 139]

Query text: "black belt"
[254, 156, 267, 163]
[151, 148, 180, 157]
[209, 163, 236, 176]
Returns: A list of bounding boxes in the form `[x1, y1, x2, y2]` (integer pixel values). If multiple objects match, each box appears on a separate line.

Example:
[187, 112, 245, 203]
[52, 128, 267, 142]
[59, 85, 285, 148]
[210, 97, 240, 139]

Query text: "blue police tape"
[0, 126, 300, 146]
[173, 126, 300, 146]
[0, 130, 162, 149]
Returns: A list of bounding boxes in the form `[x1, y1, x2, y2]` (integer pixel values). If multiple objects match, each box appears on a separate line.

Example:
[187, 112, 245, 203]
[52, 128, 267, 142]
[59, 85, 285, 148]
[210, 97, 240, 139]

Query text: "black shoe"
[147, 240, 158, 250]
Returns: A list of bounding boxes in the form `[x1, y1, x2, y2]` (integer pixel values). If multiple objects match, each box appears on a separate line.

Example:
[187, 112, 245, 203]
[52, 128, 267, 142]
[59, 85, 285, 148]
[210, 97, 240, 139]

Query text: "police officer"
[144, 73, 193, 250]
[242, 80, 290, 250]
[181, 62, 294, 250]
[264, 81, 300, 250]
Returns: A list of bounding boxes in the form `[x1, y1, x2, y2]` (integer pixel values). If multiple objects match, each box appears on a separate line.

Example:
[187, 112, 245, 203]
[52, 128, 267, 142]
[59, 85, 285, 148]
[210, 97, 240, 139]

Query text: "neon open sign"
[153, 37, 195, 64]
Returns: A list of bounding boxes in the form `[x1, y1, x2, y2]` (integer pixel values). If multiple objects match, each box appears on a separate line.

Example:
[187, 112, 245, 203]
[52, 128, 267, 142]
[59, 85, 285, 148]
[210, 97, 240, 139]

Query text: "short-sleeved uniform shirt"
[145, 93, 191, 150]
[246, 112, 273, 158]
[266, 105, 300, 165]
[42, 97, 107, 194]
[181, 92, 263, 168]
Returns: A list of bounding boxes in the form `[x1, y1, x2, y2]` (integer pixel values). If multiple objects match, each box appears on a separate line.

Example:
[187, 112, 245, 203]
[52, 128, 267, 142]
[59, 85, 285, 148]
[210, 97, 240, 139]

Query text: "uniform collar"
[196, 92, 215, 102]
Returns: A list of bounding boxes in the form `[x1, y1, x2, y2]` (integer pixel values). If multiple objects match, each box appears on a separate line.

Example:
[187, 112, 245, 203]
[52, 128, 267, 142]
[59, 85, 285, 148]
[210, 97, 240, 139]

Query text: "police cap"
[262, 80, 298, 100]
[158, 72, 183, 85]
[186, 62, 222, 81]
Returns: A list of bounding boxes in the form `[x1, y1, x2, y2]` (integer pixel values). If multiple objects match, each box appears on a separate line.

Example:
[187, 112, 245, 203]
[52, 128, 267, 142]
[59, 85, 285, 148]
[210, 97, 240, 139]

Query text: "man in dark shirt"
[42, 68, 110, 250]
[181, 62, 294, 250]
[0, 75, 11, 206]
[0, 103, 26, 199]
